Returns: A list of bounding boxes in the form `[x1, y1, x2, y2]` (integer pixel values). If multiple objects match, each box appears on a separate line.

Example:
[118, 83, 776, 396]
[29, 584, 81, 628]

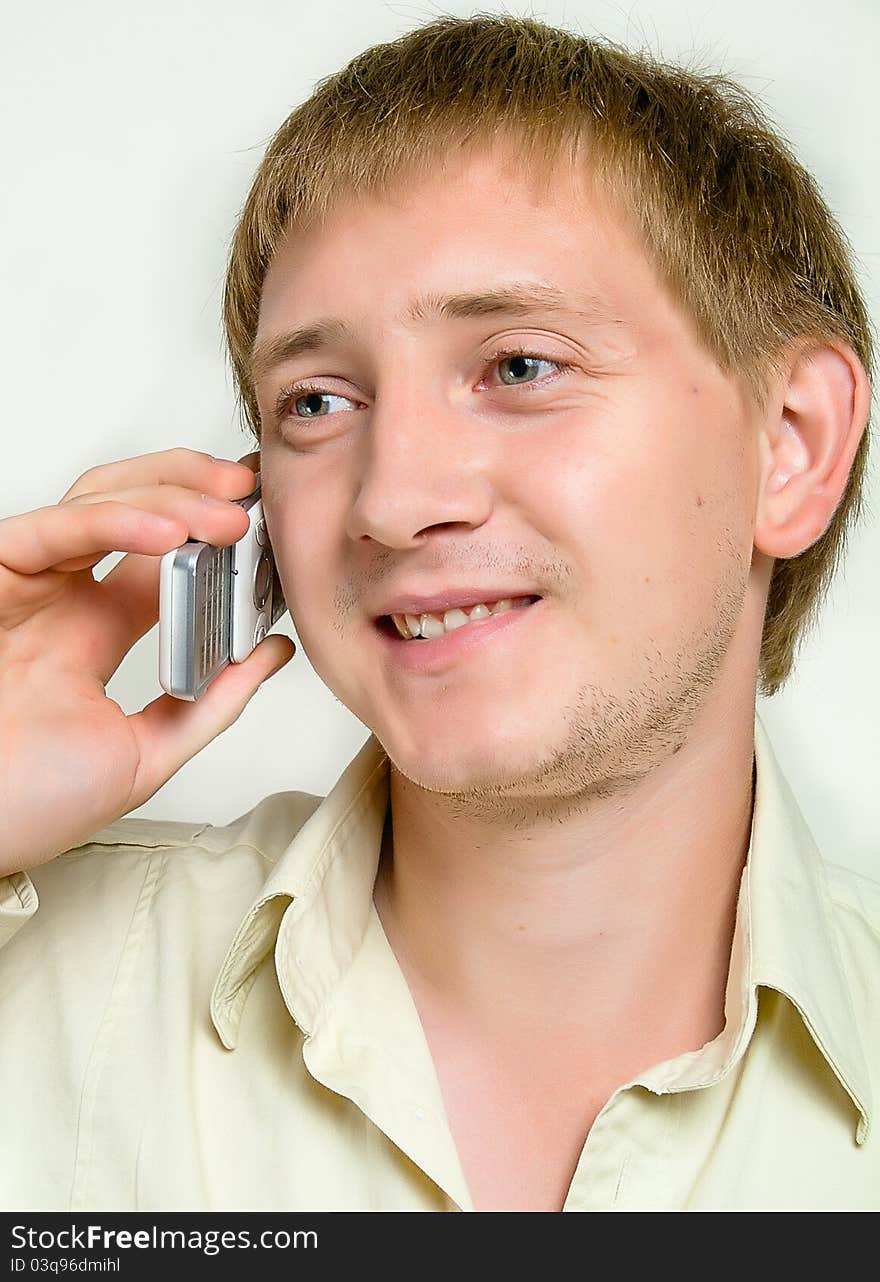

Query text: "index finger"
[237, 450, 261, 473]
[59, 447, 258, 504]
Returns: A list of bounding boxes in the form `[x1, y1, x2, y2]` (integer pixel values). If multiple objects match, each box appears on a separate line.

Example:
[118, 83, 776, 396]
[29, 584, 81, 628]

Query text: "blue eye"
[292, 391, 354, 418]
[275, 387, 360, 420]
[496, 353, 559, 386]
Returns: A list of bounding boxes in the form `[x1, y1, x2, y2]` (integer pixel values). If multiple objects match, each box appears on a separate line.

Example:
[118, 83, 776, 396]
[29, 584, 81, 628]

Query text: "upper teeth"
[391, 598, 531, 640]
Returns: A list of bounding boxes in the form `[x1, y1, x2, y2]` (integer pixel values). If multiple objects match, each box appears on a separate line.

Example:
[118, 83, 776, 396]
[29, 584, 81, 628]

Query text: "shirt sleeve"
[0, 871, 38, 949]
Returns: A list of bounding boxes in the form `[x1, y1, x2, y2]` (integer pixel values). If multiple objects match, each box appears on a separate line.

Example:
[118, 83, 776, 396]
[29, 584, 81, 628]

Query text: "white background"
[1, 1, 877, 876]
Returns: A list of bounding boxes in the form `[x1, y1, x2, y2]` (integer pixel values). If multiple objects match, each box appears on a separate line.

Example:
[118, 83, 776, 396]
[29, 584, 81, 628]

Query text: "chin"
[380, 720, 544, 794]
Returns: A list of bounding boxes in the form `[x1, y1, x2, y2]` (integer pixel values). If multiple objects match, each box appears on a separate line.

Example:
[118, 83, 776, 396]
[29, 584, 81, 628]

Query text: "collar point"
[210, 995, 241, 1050]
[855, 1111, 870, 1147]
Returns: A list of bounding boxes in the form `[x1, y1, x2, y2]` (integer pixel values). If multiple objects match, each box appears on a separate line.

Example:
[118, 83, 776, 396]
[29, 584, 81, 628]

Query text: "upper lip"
[373, 587, 542, 619]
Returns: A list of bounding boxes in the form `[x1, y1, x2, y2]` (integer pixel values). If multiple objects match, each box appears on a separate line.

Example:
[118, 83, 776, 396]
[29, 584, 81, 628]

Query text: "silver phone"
[158, 474, 288, 701]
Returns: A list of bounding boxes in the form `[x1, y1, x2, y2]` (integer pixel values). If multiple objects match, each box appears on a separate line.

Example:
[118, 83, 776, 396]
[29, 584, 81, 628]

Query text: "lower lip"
[373, 598, 543, 671]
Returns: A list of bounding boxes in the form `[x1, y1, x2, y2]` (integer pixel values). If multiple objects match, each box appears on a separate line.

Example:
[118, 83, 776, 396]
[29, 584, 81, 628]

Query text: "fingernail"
[265, 642, 294, 676]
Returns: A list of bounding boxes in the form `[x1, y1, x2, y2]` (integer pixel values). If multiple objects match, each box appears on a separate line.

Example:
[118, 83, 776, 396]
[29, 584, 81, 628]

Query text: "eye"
[498, 354, 537, 385]
[491, 351, 568, 388]
[274, 386, 359, 421]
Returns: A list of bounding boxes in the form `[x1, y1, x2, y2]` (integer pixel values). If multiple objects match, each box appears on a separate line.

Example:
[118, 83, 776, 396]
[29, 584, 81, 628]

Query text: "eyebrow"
[248, 282, 626, 387]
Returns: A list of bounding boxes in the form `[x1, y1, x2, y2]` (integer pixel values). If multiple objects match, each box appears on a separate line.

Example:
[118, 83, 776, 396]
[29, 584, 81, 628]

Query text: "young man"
[0, 16, 876, 1211]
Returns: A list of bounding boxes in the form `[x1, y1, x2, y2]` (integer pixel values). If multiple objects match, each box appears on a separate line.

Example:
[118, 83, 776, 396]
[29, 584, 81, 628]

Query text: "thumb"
[125, 635, 297, 808]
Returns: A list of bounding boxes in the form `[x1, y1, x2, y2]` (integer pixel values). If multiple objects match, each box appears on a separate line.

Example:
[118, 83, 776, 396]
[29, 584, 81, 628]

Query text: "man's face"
[254, 138, 769, 804]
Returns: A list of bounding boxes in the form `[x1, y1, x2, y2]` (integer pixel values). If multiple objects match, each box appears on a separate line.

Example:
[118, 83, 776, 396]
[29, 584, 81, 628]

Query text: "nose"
[344, 383, 495, 548]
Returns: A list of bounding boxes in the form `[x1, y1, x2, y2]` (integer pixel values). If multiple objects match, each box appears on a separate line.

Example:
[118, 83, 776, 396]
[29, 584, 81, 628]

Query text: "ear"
[754, 339, 871, 557]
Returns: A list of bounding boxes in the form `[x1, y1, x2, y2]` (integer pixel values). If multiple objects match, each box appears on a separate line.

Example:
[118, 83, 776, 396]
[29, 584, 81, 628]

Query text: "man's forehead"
[250, 144, 644, 386]
[272, 130, 612, 252]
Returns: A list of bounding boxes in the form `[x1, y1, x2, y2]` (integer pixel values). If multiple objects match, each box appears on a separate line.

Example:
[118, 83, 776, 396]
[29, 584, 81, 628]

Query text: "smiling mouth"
[374, 595, 542, 640]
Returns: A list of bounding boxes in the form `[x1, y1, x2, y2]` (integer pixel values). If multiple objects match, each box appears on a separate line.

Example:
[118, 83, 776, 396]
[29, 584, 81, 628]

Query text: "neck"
[372, 700, 757, 1067]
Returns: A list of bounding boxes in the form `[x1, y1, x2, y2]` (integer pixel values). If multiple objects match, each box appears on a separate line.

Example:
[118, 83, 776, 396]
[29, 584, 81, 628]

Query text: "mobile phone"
[158, 473, 289, 701]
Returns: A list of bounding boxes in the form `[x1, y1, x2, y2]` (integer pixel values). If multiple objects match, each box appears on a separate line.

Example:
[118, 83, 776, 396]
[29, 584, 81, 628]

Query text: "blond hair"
[222, 13, 874, 698]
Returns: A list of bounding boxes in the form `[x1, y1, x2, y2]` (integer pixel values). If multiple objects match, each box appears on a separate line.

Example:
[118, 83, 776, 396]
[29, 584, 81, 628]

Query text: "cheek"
[535, 404, 731, 632]
[534, 409, 694, 544]
[260, 472, 332, 639]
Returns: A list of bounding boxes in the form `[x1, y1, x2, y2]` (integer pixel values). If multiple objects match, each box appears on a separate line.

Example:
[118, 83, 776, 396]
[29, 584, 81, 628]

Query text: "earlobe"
[754, 340, 870, 557]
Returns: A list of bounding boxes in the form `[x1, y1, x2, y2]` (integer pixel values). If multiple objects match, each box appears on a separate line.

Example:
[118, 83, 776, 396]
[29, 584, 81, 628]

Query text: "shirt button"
[415, 1108, 427, 1121]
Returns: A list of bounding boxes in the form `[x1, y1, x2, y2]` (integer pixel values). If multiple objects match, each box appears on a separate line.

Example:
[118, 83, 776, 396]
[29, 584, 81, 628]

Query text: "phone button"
[255, 518, 268, 547]
[253, 617, 267, 648]
[254, 550, 272, 608]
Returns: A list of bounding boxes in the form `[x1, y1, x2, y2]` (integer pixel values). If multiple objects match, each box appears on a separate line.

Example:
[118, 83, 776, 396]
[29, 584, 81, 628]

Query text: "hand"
[0, 447, 296, 875]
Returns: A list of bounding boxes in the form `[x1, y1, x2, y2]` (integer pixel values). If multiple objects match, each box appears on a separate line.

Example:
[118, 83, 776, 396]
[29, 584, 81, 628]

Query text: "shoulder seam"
[62, 792, 326, 859]
[61, 827, 278, 863]
[62, 820, 213, 854]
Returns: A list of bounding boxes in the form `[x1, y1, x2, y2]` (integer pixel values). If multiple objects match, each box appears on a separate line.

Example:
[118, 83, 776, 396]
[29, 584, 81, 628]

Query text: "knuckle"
[61, 490, 99, 507]
[174, 447, 208, 465]
[60, 469, 98, 502]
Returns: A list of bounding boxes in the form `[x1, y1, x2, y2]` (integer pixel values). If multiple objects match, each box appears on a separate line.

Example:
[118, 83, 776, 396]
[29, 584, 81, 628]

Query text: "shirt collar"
[210, 731, 473, 1207]
[211, 727, 390, 1049]
[631, 713, 872, 1144]
[747, 712, 871, 1142]
[210, 708, 872, 1145]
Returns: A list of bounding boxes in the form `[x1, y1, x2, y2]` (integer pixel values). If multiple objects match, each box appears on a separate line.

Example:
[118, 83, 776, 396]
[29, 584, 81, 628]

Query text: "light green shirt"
[1, 710, 876, 1211]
